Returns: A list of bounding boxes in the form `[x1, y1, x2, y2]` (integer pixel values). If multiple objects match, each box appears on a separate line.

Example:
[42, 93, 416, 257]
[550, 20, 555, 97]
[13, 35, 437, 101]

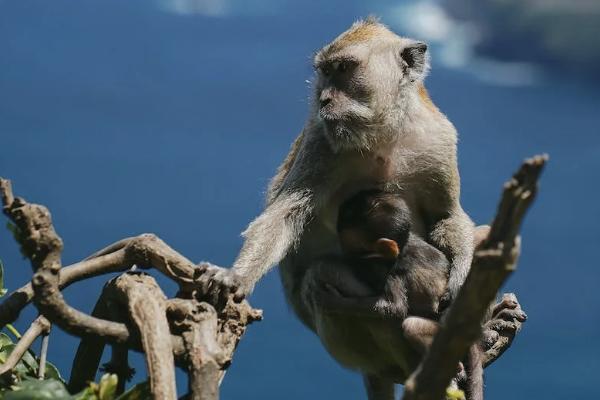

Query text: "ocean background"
[1, 0, 598, 398]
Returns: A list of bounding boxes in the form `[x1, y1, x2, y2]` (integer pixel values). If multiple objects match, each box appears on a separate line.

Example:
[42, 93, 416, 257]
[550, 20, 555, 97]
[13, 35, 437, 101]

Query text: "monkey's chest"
[320, 150, 420, 234]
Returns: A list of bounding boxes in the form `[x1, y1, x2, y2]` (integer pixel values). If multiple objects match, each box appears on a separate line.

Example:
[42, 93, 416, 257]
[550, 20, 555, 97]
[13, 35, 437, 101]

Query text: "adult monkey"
[197, 18, 526, 398]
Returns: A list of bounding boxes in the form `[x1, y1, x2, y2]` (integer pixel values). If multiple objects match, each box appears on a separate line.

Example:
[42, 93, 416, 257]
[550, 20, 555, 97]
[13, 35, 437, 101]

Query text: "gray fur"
[232, 19, 473, 304]
[225, 20, 476, 399]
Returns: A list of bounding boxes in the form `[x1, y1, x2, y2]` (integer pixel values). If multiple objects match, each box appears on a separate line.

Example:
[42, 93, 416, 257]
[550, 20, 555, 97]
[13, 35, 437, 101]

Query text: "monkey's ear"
[400, 42, 430, 82]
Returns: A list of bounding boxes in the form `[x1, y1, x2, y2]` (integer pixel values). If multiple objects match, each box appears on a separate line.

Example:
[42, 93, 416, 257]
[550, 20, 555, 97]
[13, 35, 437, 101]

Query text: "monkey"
[202, 16, 474, 310]
[336, 189, 449, 321]
[195, 18, 520, 399]
[336, 189, 484, 399]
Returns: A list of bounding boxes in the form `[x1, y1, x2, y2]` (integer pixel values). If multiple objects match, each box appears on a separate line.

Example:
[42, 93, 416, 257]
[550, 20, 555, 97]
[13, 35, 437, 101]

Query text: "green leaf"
[43, 361, 63, 382]
[116, 381, 150, 400]
[98, 373, 118, 400]
[0, 259, 7, 297]
[4, 378, 74, 399]
[0, 343, 39, 378]
[0, 332, 14, 349]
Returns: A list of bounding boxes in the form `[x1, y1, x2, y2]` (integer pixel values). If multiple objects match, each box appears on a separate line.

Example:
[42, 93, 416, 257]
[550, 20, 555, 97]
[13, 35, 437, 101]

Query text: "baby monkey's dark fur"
[337, 190, 484, 400]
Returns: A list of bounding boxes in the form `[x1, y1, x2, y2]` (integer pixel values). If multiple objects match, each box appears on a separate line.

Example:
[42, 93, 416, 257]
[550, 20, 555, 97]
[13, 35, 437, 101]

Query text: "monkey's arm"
[265, 131, 305, 205]
[233, 134, 334, 297]
[233, 189, 314, 295]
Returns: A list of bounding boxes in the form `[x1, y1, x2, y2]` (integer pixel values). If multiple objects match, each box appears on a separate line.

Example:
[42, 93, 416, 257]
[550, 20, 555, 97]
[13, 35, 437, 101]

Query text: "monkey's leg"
[363, 374, 396, 400]
[481, 293, 527, 367]
[429, 208, 475, 301]
[302, 257, 384, 318]
[401, 317, 439, 356]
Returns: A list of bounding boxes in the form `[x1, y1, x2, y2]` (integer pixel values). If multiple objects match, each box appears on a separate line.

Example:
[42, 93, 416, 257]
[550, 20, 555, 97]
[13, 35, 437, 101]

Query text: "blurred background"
[0, 0, 599, 398]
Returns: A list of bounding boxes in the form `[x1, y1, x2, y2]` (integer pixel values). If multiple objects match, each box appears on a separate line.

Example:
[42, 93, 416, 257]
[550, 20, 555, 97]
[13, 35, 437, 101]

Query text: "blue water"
[1, 1, 599, 399]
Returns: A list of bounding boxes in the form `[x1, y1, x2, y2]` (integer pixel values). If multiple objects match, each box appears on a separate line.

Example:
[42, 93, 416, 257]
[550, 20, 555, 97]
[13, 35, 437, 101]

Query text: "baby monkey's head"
[337, 190, 411, 260]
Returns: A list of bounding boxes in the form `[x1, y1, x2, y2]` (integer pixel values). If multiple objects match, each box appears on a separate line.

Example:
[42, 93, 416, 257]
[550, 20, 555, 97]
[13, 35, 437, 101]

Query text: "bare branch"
[0, 178, 63, 272]
[0, 316, 51, 376]
[0, 250, 129, 328]
[109, 273, 177, 400]
[37, 331, 50, 379]
[168, 299, 224, 400]
[1, 177, 262, 398]
[0, 178, 185, 355]
[0, 178, 14, 207]
[403, 154, 547, 400]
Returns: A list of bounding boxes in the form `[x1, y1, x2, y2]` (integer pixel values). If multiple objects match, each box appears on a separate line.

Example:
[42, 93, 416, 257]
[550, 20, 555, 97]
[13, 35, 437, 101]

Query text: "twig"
[37, 331, 50, 379]
[0, 315, 51, 376]
[403, 154, 547, 400]
[5, 324, 22, 339]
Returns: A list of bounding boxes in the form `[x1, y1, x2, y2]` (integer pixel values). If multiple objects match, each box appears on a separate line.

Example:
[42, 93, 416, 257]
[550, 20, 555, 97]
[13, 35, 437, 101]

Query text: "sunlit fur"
[231, 18, 477, 400]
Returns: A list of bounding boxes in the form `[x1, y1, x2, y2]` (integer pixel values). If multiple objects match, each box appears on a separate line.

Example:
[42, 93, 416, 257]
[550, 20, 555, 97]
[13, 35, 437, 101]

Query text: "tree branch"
[0, 250, 129, 328]
[109, 273, 177, 400]
[0, 315, 51, 376]
[403, 154, 547, 400]
[0, 176, 260, 398]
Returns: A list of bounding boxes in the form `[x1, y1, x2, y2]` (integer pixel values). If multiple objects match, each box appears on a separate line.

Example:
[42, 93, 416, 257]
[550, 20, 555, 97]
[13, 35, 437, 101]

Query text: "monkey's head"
[313, 17, 430, 150]
[337, 190, 411, 260]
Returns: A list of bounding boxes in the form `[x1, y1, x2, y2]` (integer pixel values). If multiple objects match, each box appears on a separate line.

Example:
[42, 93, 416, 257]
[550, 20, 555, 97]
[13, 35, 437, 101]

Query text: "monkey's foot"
[481, 293, 526, 367]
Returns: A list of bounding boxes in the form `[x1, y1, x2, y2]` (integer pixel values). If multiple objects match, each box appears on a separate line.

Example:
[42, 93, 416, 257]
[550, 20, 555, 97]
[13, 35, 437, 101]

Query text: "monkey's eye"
[338, 61, 348, 72]
[316, 65, 331, 77]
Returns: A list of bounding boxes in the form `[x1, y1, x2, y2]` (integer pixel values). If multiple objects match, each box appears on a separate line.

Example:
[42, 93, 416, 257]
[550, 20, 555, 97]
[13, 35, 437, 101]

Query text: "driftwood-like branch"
[169, 299, 223, 400]
[1, 176, 262, 399]
[167, 295, 262, 400]
[403, 155, 547, 400]
[109, 273, 177, 400]
[0, 315, 51, 376]
[0, 251, 129, 328]
[0, 234, 207, 329]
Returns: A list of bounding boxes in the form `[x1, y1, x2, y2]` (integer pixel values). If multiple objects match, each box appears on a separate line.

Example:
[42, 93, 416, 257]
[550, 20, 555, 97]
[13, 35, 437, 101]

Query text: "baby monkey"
[337, 190, 483, 399]
[337, 190, 448, 322]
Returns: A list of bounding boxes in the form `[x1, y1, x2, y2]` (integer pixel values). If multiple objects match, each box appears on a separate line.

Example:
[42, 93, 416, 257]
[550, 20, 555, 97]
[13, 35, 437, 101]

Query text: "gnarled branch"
[403, 155, 547, 400]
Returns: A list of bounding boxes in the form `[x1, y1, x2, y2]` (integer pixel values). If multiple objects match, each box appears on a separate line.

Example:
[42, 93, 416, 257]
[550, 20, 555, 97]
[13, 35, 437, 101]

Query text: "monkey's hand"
[195, 262, 244, 306]
[481, 293, 527, 367]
